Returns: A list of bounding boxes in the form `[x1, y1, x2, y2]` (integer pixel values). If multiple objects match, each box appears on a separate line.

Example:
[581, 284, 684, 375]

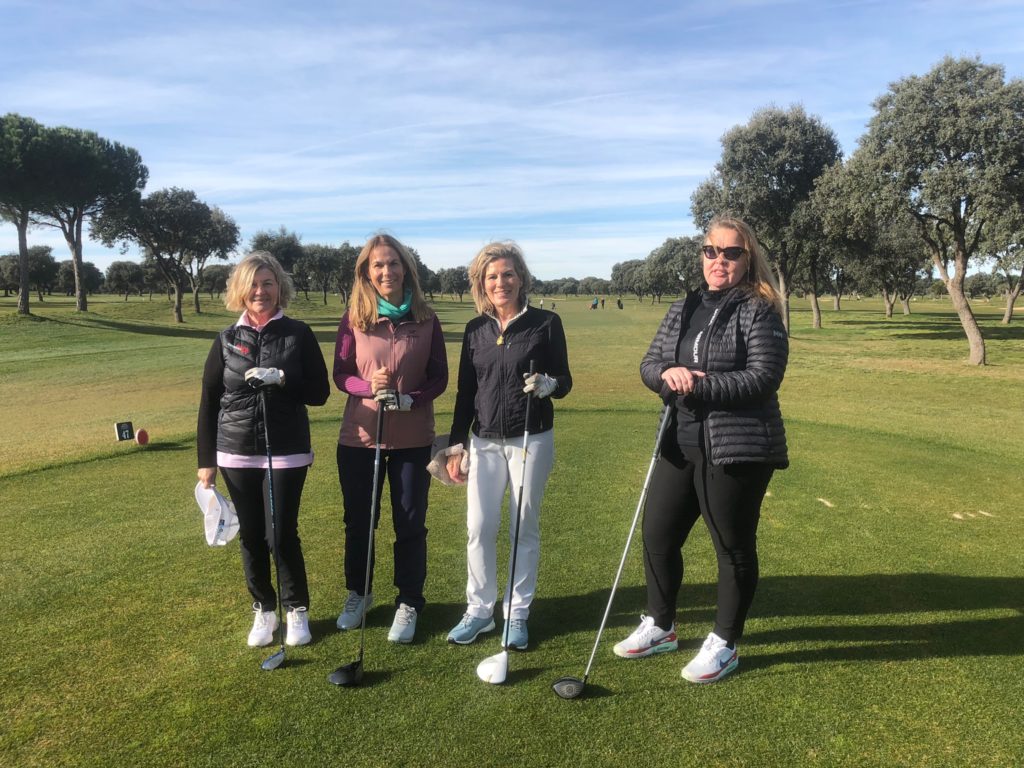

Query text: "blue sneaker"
[503, 618, 528, 650]
[447, 613, 495, 644]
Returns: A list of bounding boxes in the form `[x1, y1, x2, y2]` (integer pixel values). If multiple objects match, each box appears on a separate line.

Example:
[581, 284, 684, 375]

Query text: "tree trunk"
[881, 288, 895, 318]
[73, 216, 87, 312]
[936, 254, 985, 364]
[901, 297, 911, 315]
[776, 269, 791, 333]
[832, 294, 841, 311]
[809, 291, 821, 329]
[1002, 275, 1022, 324]
[15, 213, 31, 315]
[173, 283, 185, 323]
[192, 285, 202, 314]
[322, 286, 328, 305]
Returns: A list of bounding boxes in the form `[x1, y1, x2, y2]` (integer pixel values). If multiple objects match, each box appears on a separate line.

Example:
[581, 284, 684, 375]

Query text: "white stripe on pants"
[464, 430, 555, 621]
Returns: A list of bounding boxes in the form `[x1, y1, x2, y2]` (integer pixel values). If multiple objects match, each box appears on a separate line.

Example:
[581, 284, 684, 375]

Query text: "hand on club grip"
[245, 367, 285, 389]
[374, 389, 412, 411]
[522, 372, 557, 399]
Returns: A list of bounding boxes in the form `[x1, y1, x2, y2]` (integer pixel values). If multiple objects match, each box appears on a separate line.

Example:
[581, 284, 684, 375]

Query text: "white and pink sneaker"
[681, 631, 738, 684]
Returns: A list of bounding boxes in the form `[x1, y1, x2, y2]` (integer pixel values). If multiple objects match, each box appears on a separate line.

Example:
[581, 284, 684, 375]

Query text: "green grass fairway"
[2, 293, 1022, 767]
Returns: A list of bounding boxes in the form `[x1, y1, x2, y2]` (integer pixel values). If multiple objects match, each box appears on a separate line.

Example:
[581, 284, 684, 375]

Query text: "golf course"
[2, 292, 1021, 767]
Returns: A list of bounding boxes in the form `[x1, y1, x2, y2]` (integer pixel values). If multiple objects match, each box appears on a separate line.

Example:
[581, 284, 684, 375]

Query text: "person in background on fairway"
[614, 214, 788, 684]
[197, 251, 330, 649]
[443, 241, 572, 650]
[332, 234, 448, 644]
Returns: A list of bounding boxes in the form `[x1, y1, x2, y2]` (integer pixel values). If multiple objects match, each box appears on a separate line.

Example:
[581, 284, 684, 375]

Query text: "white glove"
[523, 372, 557, 399]
[374, 389, 413, 411]
[245, 367, 285, 389]
[427, 443, 470, 486]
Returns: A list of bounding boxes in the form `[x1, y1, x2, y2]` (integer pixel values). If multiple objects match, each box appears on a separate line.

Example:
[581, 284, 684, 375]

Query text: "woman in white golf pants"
[444, 241, 572, 650]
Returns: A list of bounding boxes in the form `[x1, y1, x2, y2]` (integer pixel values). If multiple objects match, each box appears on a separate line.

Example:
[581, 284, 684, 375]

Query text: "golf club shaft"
[357, 403, 386, 660]
[501, 360, 536, 649]
[261, 388, 286, 658]
[579, 402, 673, 679]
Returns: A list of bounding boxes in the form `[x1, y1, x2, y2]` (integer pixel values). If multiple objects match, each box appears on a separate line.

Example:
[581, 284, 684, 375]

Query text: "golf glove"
[245, 367, 285, 388]
[374, 389, 413, 411]
[427, 443, 470, 486]
[522, 372, 557, 399]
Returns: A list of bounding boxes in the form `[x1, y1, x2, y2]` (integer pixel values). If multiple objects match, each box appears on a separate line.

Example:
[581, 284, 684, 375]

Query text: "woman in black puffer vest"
[197, 252, 329, 650]
[613, 215, 788, 685]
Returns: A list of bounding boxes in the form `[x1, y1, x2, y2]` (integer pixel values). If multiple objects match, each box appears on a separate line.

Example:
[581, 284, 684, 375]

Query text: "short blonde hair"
[469, 241, 532, 316]
[224, 251, 294, 313]
[348, 234, 434, 331]
[705, 215, 783, 317]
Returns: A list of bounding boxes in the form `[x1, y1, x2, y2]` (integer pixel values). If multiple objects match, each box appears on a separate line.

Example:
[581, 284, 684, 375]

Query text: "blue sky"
[2, 0, 1023, 280]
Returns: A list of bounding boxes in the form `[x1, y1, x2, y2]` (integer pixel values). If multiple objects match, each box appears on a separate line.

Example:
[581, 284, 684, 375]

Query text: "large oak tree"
[858, 56, 1024, 364]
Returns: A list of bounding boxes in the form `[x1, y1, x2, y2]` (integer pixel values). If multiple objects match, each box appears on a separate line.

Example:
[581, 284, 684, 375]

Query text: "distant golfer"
[614, 215, 788, 684]
[443, 241, 572, 650]
[332, 234, 448, 643]
[197, 251, 330, 649]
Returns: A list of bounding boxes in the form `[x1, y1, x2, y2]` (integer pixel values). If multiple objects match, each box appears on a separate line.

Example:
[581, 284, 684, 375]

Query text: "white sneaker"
[387, 603, 418, 643]
[613, 615, 678, 658]
[336, 591, 373, 630]
[285, 606, 312, 646]
[247, 603, 279, 647]
[681, 631, 738, 684]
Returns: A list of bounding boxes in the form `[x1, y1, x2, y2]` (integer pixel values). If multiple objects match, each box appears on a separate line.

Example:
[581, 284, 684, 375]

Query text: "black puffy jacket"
[448, 306, 572, 447]
[197, 316, 330, 465]
[641, 288, 789, 468]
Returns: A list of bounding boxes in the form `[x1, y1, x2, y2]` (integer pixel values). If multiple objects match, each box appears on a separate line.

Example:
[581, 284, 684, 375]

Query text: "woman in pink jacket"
[332, 234, 448, 643]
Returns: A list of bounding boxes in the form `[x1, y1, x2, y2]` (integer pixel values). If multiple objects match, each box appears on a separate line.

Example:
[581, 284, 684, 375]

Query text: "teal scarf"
[377, 289, 412, 321]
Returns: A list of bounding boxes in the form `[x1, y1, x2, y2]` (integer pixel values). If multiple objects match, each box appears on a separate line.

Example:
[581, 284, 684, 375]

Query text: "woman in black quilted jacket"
[613, 215, 788, 685]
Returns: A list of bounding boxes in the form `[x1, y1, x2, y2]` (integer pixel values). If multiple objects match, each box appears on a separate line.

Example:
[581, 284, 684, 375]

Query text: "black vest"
[217, 317, 312, 456]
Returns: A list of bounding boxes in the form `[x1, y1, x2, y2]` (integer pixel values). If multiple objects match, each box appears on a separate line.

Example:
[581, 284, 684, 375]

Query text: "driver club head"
[551, 676, 586, 700]
[261, 648, 286, 671]
[328, 661, 364, 687]
[476, 650, 509, 685]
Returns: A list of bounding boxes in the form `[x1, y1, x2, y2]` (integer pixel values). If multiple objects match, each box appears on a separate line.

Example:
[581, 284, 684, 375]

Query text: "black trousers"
[337, 444, 431, 612]
[221, 465, 310, 610]
[641, 438, 773, 644]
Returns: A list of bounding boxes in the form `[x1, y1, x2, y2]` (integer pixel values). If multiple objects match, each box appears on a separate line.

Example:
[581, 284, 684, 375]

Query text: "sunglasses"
[702, 245, 747, 261]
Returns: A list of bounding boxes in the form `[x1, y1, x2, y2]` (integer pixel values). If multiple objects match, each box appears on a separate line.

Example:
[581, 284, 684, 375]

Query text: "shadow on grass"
[44, 314, 220, 341]
[532, 573, 1022, 672]
[889, 325, 1024, 341]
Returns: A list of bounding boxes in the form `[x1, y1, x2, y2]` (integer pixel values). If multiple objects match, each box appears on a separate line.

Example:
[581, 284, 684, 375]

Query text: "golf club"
[551, 402, 673, 699]
[477, 360, 536, 685]
[329, 402, 386, 687]
[257, 384, 287, 672]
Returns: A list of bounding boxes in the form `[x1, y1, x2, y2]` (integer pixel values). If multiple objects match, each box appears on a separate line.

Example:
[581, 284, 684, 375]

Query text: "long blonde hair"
[705, 215, 783, 317]
[349, 234, 434, 331]
[224, 251, 294, 313]
[468, 241, 533, 316]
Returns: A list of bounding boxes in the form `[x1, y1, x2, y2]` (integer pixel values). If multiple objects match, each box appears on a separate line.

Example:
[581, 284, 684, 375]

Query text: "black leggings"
[221, 465, 310, 610]
[641, 438, 773, 644]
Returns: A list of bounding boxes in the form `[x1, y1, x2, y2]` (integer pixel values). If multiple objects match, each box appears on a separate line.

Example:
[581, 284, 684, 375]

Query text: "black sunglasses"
[702, 245, 747, 261]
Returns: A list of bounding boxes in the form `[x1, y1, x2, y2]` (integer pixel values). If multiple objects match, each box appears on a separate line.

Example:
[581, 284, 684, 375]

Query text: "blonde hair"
[469, 241, 532, 315]
[224, 251, 294, 313]
[349, 234, 433, 331]
[705, 215, 783, 317]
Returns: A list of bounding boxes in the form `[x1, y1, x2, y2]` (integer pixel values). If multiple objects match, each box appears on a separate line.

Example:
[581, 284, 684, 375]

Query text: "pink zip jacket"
[333, 312, 448, 449]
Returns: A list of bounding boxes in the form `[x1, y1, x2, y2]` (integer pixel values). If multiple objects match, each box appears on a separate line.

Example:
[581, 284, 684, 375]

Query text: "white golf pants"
[464, 430, 555, 621]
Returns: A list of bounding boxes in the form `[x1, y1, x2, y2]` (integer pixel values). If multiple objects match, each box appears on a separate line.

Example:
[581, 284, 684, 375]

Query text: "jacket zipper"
[696, 294, 733, 463]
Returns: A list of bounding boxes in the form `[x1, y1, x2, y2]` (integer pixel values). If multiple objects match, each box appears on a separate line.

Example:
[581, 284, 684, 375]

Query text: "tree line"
[4, 56, 1022, 362]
